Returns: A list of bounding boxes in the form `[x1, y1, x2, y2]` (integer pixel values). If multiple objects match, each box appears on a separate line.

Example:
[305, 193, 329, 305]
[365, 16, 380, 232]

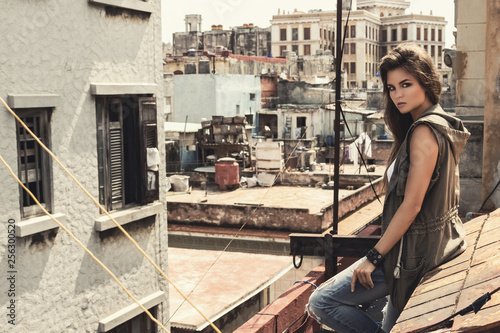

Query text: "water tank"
[215, 157, 240, 190]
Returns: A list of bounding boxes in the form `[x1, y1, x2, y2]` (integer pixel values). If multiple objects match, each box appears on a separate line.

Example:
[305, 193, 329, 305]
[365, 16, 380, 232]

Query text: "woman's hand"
[351, 259, 376, 292]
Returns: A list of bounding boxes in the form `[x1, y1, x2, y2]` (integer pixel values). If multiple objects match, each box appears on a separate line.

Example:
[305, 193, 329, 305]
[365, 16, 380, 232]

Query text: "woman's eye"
[388, 86, 395, 91]
[402, 83, 411, 88]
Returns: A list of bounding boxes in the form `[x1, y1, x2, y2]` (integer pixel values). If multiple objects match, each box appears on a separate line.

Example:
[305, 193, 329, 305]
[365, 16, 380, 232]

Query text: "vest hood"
[411, 104, 471, 164]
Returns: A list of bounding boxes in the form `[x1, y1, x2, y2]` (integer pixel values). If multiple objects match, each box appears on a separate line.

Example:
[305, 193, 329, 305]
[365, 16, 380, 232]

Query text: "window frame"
[391, 28, 397, 42]
[96, 95, 159, 213]
[304, 44, 311, 56]
[304, 27, 311, 40]
[88, 0, 154, 14]
[402, 28, 408, 41]
[280, 28, 287, 41]
[16, 108, 52, 219]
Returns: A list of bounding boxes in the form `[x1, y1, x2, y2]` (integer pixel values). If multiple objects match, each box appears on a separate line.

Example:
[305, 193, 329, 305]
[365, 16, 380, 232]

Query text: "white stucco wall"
[0, 1, 168, 332]
[173, 74, 261, 124]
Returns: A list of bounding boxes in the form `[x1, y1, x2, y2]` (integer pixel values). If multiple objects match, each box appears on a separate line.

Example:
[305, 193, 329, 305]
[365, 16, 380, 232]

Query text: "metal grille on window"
[16, 109, 51, 218]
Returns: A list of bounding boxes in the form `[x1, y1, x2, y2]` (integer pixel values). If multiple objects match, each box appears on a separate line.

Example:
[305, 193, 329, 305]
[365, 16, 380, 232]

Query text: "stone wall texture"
[0, 1, 169, 332]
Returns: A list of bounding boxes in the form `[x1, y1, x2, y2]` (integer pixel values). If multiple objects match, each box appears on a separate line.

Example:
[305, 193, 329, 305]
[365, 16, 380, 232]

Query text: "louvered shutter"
[138, 97, 159, 204]
[107, 99, 125, 210]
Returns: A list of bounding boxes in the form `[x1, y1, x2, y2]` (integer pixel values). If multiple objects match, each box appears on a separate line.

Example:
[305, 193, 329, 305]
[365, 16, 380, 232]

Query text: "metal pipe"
[333, 0, 342, 236]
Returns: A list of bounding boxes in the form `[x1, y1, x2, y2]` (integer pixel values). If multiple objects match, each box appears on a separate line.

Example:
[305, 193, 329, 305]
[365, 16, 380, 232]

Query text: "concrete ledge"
[7, 94, 60, 109]
[90, 83, 158, 96]
[98, 290, 165, 332]
[94, 202, 163, 231]
[88, 0, 154, 13]
[16, 213, 63, 237]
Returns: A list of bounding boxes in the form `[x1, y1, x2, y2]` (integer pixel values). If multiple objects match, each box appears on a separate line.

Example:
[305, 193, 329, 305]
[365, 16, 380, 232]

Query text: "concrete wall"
[0, 2, 168, 332]
[455, 0, 486, 117]
[167, 177, 382, 233]
[164, 75, 175, 121]
[278, 81, 332, 104]
[482, 0, 500, 210]
[173, 74, 261, 123]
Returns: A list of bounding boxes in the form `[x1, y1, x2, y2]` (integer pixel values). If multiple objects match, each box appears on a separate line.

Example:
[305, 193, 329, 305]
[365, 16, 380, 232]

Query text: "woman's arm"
[351, 124, 439, 291]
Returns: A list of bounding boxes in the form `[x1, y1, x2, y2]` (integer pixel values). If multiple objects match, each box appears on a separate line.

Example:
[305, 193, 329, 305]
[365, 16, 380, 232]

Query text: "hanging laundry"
[364, 133, 372, 158]
[147, 147, 160, 171]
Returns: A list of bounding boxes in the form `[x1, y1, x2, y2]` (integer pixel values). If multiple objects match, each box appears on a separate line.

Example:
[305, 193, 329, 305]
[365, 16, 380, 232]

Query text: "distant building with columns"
[270, 0, 449, 89]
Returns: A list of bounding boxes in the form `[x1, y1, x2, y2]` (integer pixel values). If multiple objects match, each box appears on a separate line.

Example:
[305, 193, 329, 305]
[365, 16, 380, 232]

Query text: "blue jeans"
[307, 258, 399, 333]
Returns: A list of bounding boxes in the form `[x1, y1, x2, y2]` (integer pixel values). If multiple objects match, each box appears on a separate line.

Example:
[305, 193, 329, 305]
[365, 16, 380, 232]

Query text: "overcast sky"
[161, 0, 456, 48]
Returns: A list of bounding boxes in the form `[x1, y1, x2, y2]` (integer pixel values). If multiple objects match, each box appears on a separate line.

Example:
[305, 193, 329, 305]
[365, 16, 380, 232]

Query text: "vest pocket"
[402, 256, 426, 275]
[393, 257, 426, 312]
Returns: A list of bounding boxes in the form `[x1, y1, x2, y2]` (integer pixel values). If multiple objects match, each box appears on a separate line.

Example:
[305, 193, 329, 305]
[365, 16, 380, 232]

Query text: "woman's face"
[386, 67, 433, 120]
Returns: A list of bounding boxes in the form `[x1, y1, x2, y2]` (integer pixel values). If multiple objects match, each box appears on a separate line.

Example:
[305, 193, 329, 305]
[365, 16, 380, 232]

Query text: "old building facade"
[271, 0, 448, 88]
[172, 15, 272, 57]
[0, 1, 168, 332]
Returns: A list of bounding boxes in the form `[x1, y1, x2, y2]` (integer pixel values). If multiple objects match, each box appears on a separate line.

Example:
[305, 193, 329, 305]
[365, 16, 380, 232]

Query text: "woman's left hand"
[351, 259, 376, 292]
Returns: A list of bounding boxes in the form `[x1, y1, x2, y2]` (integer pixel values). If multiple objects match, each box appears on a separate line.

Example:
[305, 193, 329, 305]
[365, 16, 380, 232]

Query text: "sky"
[161, 0, 456, 48]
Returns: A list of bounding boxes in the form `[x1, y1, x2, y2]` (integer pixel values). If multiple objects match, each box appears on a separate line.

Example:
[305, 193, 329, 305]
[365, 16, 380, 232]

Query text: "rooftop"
[392, 208, 500, 332]
[168, 247, 292, 330]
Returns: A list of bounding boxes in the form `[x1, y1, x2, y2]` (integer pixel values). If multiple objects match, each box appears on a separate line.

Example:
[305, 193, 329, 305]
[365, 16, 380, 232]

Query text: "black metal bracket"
[289, 233, 380, 278]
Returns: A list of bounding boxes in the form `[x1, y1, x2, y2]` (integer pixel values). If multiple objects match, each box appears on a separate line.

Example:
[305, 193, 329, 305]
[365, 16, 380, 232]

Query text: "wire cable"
[479, 179, 500, 211]
[0, 153, 170, 333]
[416, 286, 500, 333]
[335, 0, 382, 206]
[167, 124, 314, 322]
[0, 96, 222, 333]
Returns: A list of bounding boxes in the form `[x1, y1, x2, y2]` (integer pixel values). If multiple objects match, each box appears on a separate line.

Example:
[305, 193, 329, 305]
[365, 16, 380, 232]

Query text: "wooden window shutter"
[139, 97, 159, 204]
[107, 98, 125, 210]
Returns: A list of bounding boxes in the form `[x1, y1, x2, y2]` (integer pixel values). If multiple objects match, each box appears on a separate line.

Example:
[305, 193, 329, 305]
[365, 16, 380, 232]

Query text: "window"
[345, 26, 349, 38]
[391, 29, 397, 41]
[304, 27, 311, 40]
[16, 108, 52, 218]
[249, 93, 256, 101]
[381, 29, 387, 42]
[292, 28, 298, 41]
[438, 29, 443, 42]
[438, 46, 442, 57]
[417, 27, 421, 40]
[365, 26, 368, 38]
[431, 28, 435, 41]
[402, 28, 407, 41]
[350, 62, 356, 74]
[344, 62, 349, 74]
[280, 45, 287, 55]
[107, 308, 157, 333]
[280, 28, 287, 41]
[292, 45, 298, 54]
[96, 96, 159, 212]
[351, 25, 356, 38]
[351, 43, 356, 54]
[424, 28, 428, 41]
[304, 44, 311, 55]
[431, 45, 435, 57]
[344, 43, 349, 54]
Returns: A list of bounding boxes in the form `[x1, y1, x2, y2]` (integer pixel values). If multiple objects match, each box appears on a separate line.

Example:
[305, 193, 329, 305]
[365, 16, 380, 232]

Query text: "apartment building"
[271, 0, 447, 88]
[0, 1, 168, 332]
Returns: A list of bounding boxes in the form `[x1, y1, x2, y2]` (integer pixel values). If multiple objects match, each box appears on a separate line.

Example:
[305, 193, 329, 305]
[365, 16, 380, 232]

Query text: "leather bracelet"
[366, 248, 384, 266]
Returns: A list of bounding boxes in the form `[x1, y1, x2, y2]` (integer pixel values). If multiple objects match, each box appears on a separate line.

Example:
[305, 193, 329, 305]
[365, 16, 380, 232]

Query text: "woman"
[307, 43, 470, 332]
